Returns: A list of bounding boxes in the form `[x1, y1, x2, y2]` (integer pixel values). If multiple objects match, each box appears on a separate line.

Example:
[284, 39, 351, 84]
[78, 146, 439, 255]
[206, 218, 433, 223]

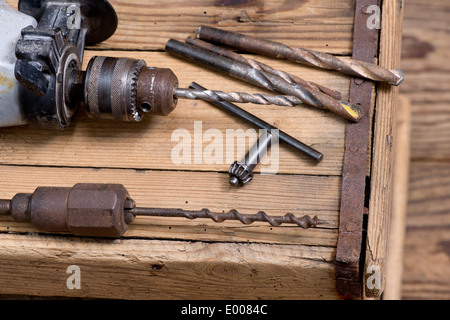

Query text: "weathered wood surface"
[0, 0, 405, 300]
[363, 0, 404, 299]
[400, 0, 450, 161]
[0, 233, 338, 299]
[384, 95, 410, 300]
[399, 0, 450, 300]
[5, 0, 355, 54]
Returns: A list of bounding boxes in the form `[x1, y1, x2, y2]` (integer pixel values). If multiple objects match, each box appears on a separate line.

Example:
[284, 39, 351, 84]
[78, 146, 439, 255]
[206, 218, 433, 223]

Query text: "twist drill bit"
[175, 87, 300, 107]
[186, 37, 343, 100]
[166, 39, 361, 122]
[196, 25, 404, 86]
[127, 207, 322, 229]
[188, 82, 323, 163]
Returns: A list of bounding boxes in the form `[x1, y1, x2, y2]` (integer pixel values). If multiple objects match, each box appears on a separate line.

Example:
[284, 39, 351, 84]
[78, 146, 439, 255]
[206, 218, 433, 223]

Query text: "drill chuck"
[70, 56, 179, 122]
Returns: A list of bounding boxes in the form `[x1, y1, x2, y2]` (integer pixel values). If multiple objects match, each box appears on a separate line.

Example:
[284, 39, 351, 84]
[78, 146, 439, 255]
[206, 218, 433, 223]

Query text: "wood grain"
[0, 233, 338, 300]
[398, 0, 450, 300]
[402, 162, 450, 299]
[383, 95, 411, 300]
[3, 0, 355, 54]
[0, 0, 405, 300]
[400, 0, 450, 160]
[364, 0, 404, 299]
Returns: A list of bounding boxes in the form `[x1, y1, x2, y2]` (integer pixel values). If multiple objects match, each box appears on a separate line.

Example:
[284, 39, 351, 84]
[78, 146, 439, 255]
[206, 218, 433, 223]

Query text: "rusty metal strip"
[335, 0, 380, 299]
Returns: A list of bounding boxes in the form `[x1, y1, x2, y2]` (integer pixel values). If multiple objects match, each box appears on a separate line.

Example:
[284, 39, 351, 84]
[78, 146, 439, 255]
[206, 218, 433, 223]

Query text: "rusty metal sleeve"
[195, 26, 404, 86]
[166, 39, 361, 122]
[186, 37, 343, 100]
[0, 200, 10, 215]
[128, 207, 324, 229]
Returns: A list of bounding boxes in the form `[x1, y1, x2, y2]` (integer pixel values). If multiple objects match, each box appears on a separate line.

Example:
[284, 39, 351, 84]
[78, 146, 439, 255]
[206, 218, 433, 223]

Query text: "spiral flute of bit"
[128, 207, 323, 229]
[196, 25, 404, 86]
[185, 37, 343, 100]
[174, 88, 299, 107]
[166, 39, 361, 122]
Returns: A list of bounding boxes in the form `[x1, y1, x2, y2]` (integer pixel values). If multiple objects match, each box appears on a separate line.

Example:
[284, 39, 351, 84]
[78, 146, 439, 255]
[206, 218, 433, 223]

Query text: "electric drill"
[0, 0, 179, 130]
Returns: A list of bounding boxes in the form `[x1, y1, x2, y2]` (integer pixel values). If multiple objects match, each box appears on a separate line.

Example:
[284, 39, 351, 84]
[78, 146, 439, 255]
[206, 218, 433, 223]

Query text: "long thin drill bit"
[188, 82, 324, 163]
[196, 25, 404, 86]
[175, 88, 300, 107]
[166, 39, 362, 122]
[185, 36, 343, 100]
[127, 207, 324, 229]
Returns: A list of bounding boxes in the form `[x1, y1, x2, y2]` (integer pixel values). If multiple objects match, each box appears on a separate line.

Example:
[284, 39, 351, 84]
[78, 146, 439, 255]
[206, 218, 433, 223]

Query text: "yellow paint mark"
[341, 102, 361, 122]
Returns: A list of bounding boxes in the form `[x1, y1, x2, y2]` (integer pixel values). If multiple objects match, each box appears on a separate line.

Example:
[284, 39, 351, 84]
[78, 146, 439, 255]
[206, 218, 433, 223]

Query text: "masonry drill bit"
[166, 39, 361, 122]
[185, 36, 343, 100]
[127, 207, 323, 229]
[196, 25, 404, 86]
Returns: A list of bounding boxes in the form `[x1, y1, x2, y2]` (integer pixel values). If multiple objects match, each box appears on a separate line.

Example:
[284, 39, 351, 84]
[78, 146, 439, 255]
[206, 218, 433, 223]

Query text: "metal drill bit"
[127, 207, 323, 229]
[196, 25, 404, 86]
[166, 39, 361, 122]
[185, 36, 343, 100]
[175, 87, 300, 107]
[189, 82, 323, 163]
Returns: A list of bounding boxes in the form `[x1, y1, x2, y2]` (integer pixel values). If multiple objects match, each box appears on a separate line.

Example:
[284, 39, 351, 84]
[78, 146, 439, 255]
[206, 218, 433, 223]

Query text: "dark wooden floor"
[400, 0, 450, 300]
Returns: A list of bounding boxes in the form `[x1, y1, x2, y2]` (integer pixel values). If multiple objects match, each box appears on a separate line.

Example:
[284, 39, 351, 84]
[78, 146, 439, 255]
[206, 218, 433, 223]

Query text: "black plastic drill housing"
[14, 0, 118, 129]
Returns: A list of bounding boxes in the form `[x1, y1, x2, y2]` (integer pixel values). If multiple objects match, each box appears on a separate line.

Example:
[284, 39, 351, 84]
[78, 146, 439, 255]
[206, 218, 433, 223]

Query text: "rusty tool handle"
[0, 200, 10, 215]
[196, 26, 404, 86]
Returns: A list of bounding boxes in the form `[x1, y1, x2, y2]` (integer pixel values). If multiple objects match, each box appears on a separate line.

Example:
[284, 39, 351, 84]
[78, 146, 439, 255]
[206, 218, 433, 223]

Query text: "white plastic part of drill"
[0, 0, 37, 127]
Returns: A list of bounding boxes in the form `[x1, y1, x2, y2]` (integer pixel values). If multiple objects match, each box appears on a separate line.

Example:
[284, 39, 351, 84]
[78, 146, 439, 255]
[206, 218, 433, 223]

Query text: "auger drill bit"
[195, 26, 404, 86]
[0, 184, 325, 238]
[128, 208, 322, 229]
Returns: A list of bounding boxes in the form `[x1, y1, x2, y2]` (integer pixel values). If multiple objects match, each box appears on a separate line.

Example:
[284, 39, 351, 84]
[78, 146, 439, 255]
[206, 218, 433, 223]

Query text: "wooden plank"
[400, 0, 450, 160]
[402, 161, 450, 299]
[405, 160, 450, 308]
[383, 95, 411, 300]
[364, 0, 404, 299]
[0, 165, 339, 246]
[0, 50, 351, 176]
[0, 233, 338, 299]
[4, 0, 356, 54]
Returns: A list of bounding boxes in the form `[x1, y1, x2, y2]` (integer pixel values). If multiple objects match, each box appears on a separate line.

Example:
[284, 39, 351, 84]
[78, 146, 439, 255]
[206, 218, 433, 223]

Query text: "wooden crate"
[0, 0, 405, 300]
